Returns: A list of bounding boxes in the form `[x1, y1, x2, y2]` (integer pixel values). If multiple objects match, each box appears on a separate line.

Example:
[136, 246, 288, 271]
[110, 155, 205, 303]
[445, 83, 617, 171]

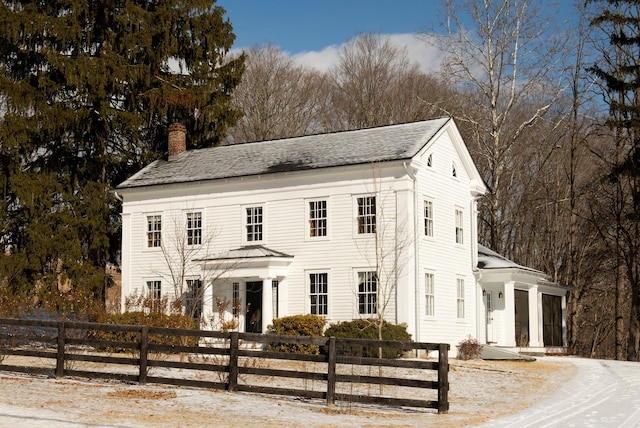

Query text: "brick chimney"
[168, 122, 186, 160]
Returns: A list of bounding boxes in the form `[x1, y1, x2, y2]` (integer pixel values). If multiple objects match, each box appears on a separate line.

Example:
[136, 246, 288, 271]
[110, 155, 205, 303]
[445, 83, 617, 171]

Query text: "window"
[424, 200, 433, 237]
[185, 279, 203, 321]
[246, 206, 263, 242]
[425, 273, 435, 317]
[452, 162, 457, 177]
[357, 196, 376, 234]
[232, 282, 240, 317]
[457, 278, 465, 318]
[146, 215, 162, 247]
[455, 209, 464, 244]
[358, 271, 377, 315]
[186, 212, 202, 246]
[309, 273, 328, 315]
[147, 280, 161, 301]
[427, 153, 433, 167]
[308, 200, 327, 237]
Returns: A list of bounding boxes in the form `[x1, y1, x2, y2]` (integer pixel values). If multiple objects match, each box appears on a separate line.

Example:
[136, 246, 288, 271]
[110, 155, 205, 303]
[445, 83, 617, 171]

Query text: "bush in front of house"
[323, 319, 412, 359]
[90, 311, 198, 351]
[266, 314, 326, 354]
[457, 335, 483, 360]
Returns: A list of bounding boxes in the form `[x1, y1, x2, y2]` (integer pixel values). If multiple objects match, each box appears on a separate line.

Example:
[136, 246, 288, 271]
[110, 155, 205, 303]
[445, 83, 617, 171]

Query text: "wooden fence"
[0, 317, 449, 413]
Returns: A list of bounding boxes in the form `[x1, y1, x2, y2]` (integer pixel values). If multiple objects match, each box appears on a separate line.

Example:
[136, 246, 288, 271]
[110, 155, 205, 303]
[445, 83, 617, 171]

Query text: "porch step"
[481, 345, 536, 361]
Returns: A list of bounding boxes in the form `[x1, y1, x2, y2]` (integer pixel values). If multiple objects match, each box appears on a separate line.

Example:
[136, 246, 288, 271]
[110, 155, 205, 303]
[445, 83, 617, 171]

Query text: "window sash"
[187, 212, 202, 246]
[309, 273, 328, 315]
[146, 280, 161, 300]
[358, 271, 377, 315]
[457, 279, 465, 318]
[147, 215, 162, 247]
[425, 273, 435, 316]
[309, 200, 327, 237]
[246, 207, 263, 241]
[424, 201, 433, 237]
[357, 196, 376, 234]
[455, 210, 464, 244]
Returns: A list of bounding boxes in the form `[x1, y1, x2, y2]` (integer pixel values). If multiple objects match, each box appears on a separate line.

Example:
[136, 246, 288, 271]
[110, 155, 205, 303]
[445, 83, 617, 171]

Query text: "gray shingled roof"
[477, 244, 543, 273]
[195, 245, 293, 261]
[117, 118, 451, 189]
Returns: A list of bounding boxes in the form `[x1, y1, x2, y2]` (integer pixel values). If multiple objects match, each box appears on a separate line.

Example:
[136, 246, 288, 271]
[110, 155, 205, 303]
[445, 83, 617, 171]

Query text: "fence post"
[139, 325, 149, 385]
[437, 343, 449, 414]
[55, 321, 65, 379]
[228, 331, 239, 392]
[326, 336, 337, 406]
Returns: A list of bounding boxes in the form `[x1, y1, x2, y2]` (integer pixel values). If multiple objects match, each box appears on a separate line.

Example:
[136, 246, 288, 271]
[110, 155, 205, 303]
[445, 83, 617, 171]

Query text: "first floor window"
[425, 273, 435, 317]
[147, 215, 162, 247]
[457, 278, 465, 318]
[186, 212, 202, 246]
[246, 206, 263, 242]
[358, 271, 377, 315]
[309, 273, 328, 315]
[232, 282, 240, 317]
[185, 279, 203, 320]
[357, 196, 376, 234]
[309, 200, 327, 237]
[455, 209, 464, 244]
[147, 280, 161, 301]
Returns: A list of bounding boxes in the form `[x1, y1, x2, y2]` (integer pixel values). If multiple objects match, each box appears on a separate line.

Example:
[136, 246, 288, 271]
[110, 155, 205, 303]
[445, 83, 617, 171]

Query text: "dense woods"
[0, 0, 639, 360]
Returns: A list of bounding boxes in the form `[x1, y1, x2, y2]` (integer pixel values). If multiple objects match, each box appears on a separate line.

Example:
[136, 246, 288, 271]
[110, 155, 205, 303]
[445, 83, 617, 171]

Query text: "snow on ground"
[0, 356, 580, 427]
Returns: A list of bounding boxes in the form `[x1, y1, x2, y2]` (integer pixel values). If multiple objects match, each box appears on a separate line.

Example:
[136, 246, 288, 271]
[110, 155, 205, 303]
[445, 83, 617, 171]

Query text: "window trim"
[456, 277, 465, 319]
[243, 204, 265, 243]
[425, 272, 435, 317]
[145, 214, 162, 249]
[357, 270, 378, 316]
[355, 194, 376, 236]
[308, 271, 329, 316]
[306, 199, 329, 240]
[186, 211, 203, 246]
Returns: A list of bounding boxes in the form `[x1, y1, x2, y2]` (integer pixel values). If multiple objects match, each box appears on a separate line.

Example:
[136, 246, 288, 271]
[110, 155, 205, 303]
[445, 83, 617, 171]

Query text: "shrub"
[457, 335, 483, 360]
[323, 319, 412, 359]
[90, 311, 198, 352]
[266, 314, 326, 354]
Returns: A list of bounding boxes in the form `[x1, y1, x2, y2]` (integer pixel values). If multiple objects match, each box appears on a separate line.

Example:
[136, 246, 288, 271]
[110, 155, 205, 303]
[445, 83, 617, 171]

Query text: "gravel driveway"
[482, 357, 640, 428]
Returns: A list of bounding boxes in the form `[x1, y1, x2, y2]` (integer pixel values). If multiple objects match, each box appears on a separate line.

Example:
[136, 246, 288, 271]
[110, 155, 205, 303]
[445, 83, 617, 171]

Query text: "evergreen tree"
[0, 0, 244, 311]
[588, 0, 640, 360]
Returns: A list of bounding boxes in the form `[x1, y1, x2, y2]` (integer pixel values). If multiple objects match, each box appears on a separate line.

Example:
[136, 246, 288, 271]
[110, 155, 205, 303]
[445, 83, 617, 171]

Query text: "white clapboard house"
[117, 118, 568, 355]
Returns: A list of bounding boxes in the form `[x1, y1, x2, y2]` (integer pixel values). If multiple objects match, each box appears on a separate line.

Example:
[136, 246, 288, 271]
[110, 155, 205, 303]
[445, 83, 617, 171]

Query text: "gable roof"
[117, 118, 452, 189]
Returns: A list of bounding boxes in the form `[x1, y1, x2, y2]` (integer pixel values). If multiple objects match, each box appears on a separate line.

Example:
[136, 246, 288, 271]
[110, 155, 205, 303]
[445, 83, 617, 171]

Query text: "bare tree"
[225, 44, 328, 143]
[429, 0, 567, 256]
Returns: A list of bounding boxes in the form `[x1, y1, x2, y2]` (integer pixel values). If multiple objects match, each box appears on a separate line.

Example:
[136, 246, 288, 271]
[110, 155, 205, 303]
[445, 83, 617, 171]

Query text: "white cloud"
[289, 33, 444, 74]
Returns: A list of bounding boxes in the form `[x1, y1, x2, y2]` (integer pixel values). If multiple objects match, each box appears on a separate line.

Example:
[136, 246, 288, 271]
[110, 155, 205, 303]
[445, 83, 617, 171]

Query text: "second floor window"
[357, 196, 376, 234]
[309, 200, 327, 237]
[187, 212, 202, 246]
[246, 206, 263, 242]
[147, 215, 162, 247]
[424, 200, 433, 237]
[309, 273, 328, 315]
[455, 209, 464, 244]
[358, 271, 377, 315]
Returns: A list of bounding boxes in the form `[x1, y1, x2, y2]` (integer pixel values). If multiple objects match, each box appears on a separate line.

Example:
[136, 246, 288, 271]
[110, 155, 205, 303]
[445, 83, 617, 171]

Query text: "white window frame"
[308, 272, 329, 316]
[425, 272, 435, 317]
[455, 209, 464, 245]
[456, 278, 465, 319]
[355, 195, 376, 235]
[186, 211, 202, 246]
[424, 200, 434, 237]
[146, 214, 162, 248]
[357, 271, 377, 315]
[307, 199, 328, 239]
[244, 205, 264, 243]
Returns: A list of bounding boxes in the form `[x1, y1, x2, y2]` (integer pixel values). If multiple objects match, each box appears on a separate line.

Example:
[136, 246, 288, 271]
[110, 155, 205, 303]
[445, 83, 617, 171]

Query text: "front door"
[245, 281, 263, 333]
[485, 292, 494, 343]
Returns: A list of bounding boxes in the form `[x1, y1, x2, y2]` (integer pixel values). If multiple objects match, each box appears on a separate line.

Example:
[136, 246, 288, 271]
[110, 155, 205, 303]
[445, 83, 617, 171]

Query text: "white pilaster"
[503, 282, 516, 347]
[528, 286, 542, 347]
[261, 278, 273, 333]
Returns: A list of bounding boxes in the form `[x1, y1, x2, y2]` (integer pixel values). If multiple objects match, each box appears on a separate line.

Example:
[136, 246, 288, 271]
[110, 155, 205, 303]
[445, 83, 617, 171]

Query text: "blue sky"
[218, 0, 440, 54]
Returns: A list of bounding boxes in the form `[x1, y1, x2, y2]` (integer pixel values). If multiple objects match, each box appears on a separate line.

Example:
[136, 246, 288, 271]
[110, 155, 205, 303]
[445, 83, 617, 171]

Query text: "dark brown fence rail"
[0, 318, 449, 413]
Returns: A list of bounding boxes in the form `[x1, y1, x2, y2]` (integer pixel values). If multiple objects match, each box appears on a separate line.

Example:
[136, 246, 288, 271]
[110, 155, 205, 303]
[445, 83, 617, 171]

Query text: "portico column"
[528, 285, 542, 347]
[503, 281, 516, 347]
[261, 278, 273, 333]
